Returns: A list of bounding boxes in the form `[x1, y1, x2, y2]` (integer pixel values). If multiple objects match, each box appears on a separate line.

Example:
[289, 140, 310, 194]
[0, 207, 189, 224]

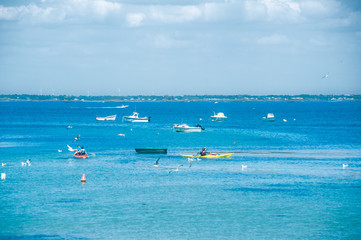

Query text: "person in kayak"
[74, 146, 86, 156]
[80, 146, 86, 155]
[200, 147, 207, 156]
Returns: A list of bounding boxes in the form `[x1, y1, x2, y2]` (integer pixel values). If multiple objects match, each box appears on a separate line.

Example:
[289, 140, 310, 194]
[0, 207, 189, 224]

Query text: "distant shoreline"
[0, 94, 360, 102]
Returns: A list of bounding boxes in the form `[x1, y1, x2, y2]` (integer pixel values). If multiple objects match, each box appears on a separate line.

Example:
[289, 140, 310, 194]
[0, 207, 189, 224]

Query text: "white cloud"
[92, 0, 121, 16]
[0, 4, 56, 22]
[0, 0, 360, 29]
[126, 13, 145, 27]
[150, 5, 202, 23]
[257, 34, 289, 44]
[63, 0, 122, 20]
[244, 0, 301, 21]
[0, 0, 122, 23]
[299, 0, 342, 18]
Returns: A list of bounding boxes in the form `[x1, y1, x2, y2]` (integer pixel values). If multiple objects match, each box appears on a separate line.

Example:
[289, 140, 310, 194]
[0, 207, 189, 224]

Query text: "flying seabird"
[153, 158, 160, 167]
[169, 164, 183, 173]
[188, 158, 194, 168]
[321, 73, 329, 79]
[67, 145, 75, 151]
[73, 134, 80, 142]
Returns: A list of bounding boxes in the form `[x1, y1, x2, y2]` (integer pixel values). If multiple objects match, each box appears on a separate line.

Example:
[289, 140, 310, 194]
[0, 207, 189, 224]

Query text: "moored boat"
[262, 113, 275, 122]
[173, 124, 204, 133]
[96, 115, 117, 121]
[123, 112, 150, 123]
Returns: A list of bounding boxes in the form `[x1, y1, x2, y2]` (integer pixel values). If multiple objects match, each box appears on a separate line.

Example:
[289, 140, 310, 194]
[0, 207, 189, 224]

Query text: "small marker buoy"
[130, 128, 133, 131]
[233, 142, 236, 145]
[81, 174, 86, 183]
[157, 132, 159, 135]
[1, 173, 6, 180]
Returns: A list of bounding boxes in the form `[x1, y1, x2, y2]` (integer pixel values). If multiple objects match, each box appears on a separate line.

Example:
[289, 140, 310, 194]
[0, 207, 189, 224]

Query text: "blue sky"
[0, 0, 360, 96]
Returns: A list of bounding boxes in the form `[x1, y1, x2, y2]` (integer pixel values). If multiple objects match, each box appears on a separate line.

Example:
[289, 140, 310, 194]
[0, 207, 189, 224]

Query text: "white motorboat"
[123, 112, 150, 123]
[96, 115, 117, 121]
[262, 113, 275, 122]
[173, 124, 204, 133]
[117, 105, 129, 109]
[211, 112, 227, 121]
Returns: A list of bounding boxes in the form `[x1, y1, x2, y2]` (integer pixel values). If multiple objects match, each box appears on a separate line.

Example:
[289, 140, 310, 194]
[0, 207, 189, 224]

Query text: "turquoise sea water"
[0, 101, 361, 239]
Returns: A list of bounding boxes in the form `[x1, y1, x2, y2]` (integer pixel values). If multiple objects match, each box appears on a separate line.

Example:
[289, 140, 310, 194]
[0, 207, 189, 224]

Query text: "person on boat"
[200, 147, 207, 156]
[80, 146, 86, 156]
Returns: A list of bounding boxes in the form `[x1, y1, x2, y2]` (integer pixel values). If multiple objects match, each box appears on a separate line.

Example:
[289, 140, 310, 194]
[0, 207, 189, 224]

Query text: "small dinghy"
[73, 151, 88, 159]
[96, 115, 117, 121]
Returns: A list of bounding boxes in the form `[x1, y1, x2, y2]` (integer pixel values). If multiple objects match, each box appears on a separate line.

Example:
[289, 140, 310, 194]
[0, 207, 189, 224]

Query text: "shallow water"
[0, 101, 361, 239]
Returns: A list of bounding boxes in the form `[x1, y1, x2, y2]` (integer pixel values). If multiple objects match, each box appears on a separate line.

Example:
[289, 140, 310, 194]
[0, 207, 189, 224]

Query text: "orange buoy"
[81, 174, 86, 183]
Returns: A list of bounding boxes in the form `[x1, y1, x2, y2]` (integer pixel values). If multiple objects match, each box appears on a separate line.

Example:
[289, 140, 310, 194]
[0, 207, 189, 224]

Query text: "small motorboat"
[117, 105, 129, 109]
[262, 113, 275, 122]
[96, 115, 117, 121]
[211, 112, 227, 121]
[181, 153, 233, 159]
[123, 112, 150, 123]
[135, 148, 167, 154]
[73, 151, 87, 159]
[173, 124, 204, 133]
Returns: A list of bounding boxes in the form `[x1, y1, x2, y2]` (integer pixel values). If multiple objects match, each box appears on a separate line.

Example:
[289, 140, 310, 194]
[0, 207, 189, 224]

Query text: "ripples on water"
[0, 101, 361, 239]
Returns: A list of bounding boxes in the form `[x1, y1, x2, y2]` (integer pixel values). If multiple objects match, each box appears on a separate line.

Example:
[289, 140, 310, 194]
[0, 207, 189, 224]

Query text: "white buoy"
[283, 119, 287, 122]
[58, 149, 62, 152]
[1, 173, 6, 180]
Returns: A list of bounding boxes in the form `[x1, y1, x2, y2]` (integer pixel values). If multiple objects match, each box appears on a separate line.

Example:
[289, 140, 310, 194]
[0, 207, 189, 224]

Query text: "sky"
[0, 0, 360, 96]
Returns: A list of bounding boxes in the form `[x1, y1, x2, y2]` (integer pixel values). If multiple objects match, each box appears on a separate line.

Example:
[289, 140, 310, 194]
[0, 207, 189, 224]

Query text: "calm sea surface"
[0, 101, 361, 239]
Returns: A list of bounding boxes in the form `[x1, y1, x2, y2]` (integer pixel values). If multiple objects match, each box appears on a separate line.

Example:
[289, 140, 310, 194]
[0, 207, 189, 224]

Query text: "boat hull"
[135, 148, 167, 154]
[73, 152, 88, 159]
[123, 117, 149, 123]
[211, 116, 227, 121]
[96, 115, 116, 121]
[174, 127, 202, 132]
[262, 117, 275, 122]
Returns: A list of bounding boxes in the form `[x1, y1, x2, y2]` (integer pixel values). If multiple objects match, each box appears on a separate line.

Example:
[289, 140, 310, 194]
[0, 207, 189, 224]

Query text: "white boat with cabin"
[262, 113, 275, 122]
[211, 112, 227, 121]
[173, 124, 204, 133]
[96, 115, 117, 121]
[123, 112, 150, 123]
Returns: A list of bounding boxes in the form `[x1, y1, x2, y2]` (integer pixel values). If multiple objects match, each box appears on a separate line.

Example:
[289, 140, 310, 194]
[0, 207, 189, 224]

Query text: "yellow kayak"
[181, 153, 233, 159]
